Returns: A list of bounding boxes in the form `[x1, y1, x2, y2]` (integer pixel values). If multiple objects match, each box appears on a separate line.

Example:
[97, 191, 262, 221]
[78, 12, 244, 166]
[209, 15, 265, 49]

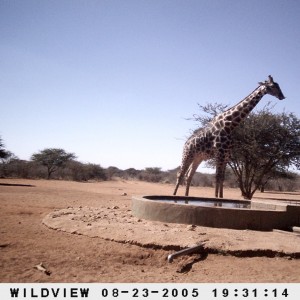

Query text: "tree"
[259, 169, 297, 192]
[0, 137, 8, 159]
[31, 148, 76, 179]
[144, 167, 162, 174]
[64, 161, 107, 181]
[139, 167, 163, 182]
[123, 168, 140, 179]
[190, 102, 229, 127]
[0, 151, 18, 178]
[193, 103, 300, 199]
[105, 166, 124, 180]
[229, 110, 300, 199]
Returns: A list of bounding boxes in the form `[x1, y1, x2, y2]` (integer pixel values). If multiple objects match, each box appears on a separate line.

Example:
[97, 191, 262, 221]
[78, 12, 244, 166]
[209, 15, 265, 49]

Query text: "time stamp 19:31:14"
[212, 288, 289, 298]
[97, 287, 291, 299]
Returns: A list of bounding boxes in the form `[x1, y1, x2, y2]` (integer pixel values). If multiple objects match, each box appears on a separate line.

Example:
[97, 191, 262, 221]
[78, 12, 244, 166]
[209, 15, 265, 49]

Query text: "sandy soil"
[0, 178, 300, 283]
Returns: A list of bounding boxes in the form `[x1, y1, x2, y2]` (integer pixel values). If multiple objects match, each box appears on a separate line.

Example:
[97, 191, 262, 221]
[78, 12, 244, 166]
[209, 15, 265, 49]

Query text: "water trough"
[132, 195, 300, 231]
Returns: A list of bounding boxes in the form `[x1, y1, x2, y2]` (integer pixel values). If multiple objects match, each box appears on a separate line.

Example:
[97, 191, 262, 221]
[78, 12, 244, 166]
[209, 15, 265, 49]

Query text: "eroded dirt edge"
[42, 206, 300, 259]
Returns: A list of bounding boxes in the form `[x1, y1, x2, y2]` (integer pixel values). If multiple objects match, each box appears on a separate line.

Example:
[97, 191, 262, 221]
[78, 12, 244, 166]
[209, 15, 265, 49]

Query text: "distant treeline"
[1, 158, 299, 192]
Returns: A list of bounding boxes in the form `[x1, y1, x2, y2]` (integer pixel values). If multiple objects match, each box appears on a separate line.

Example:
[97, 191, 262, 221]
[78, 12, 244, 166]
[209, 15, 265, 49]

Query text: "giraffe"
[173, 75, 285, 198]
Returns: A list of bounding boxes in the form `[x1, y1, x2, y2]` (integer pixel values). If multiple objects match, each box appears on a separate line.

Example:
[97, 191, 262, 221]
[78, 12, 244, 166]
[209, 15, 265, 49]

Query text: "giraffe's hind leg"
[173, 181, 180, 195]
[173, 171, 185, 195]
[173, 158, 193, 195]
[184, 157, 202, 196]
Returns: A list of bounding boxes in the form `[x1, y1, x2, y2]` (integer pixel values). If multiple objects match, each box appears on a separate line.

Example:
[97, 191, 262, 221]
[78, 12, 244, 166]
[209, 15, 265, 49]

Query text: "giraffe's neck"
[213, 85, 267, 132]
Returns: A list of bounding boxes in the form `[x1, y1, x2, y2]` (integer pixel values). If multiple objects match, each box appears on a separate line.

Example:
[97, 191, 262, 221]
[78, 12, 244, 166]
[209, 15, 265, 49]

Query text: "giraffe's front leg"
[215, 156, 227, 198]
[215, 180, 220, 198]
[215, 170, 223, 198]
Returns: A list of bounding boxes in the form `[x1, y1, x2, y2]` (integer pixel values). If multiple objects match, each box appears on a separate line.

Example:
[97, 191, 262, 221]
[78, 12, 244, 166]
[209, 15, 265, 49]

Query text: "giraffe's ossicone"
[173, 75, 285, 198]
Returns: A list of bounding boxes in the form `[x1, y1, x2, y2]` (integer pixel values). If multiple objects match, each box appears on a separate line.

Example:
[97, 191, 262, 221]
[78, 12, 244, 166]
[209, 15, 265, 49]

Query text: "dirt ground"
[0, 178, 300, 283]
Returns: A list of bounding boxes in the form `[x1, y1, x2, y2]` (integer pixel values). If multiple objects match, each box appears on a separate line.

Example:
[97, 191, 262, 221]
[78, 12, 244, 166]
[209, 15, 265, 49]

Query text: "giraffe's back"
[184, 126, 216, 159]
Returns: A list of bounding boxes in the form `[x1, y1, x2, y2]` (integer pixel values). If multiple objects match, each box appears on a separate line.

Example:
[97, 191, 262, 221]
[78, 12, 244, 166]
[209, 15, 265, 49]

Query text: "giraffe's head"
[259, 75, 285, 100]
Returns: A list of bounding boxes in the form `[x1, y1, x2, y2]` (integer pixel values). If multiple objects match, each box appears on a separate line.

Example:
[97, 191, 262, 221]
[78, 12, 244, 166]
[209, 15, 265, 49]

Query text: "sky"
[1, 0, 300, 172]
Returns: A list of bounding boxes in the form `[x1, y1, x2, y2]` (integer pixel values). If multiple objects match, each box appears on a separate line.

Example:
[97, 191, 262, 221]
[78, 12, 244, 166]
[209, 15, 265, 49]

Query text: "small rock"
[122, 193, 127, 196]
[187, 225, 197, 231]
[112, 206, 119, 209]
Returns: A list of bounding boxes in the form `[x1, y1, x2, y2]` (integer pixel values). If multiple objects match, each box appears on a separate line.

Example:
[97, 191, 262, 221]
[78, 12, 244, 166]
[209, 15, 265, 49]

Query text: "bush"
[60, 161, 107, 181]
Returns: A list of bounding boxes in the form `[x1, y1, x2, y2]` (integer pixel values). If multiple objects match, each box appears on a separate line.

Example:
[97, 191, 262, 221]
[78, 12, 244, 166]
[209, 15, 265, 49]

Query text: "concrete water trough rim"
[131, 195, 300, 231]
[138, 195, 284, 211]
